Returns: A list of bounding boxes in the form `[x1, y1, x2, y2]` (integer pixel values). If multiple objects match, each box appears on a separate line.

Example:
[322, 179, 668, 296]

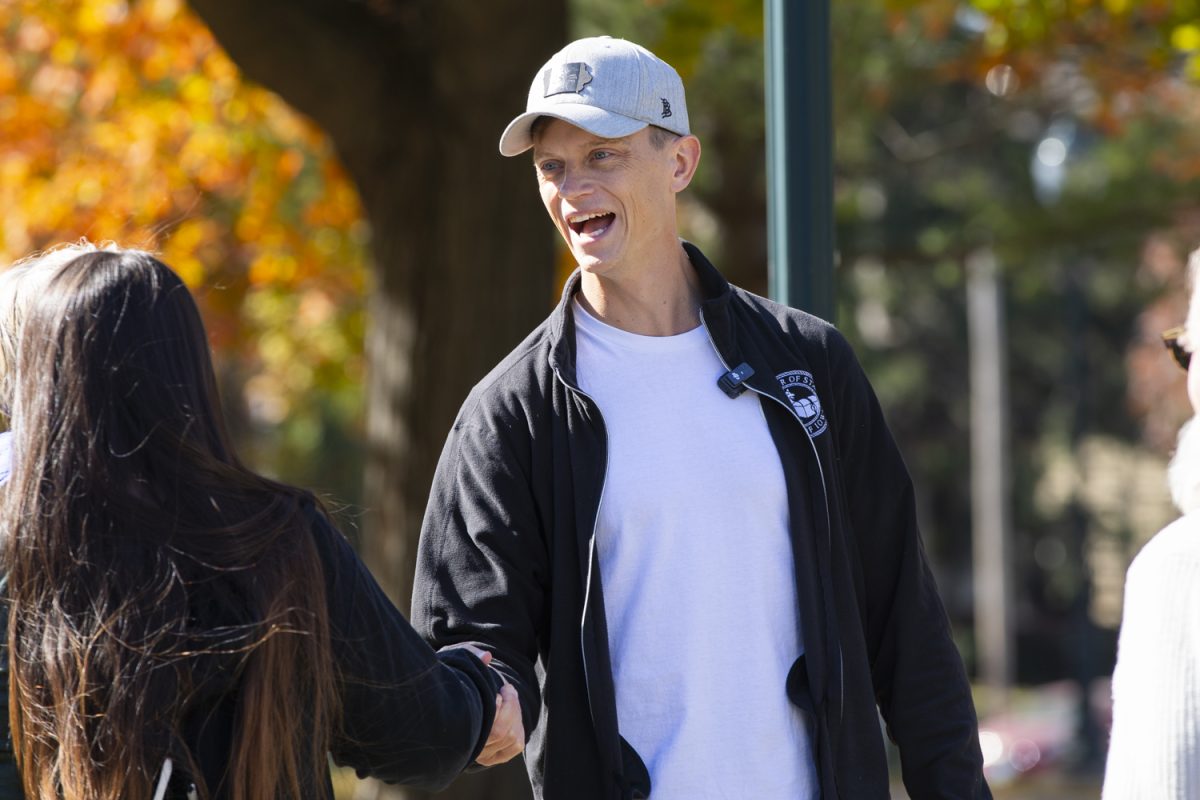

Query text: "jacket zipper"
[698, 309, 846, 728]
[551, 366, 612, 756]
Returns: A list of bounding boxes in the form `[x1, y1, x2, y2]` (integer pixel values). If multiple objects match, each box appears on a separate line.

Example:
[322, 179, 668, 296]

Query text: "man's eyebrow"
[533, 137, 627, 159]
[584, 137, 626, 148]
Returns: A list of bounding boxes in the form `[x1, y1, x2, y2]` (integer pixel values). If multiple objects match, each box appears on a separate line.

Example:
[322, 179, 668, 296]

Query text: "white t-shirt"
[574, 300, 818, 800]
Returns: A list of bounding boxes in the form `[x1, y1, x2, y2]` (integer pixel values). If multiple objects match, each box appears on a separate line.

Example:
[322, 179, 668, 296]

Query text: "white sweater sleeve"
[1103, 520, 1200, 799]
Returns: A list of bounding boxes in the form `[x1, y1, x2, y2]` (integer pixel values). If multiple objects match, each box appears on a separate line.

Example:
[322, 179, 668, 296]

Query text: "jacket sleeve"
[411, 402, 548, 747]
[827, 331, 990, 799]
[313, 510, 502, 792]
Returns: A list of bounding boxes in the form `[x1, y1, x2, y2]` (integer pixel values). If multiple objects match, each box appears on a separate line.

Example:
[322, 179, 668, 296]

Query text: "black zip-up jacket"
[414, 243, 990, 799]
[182, 502, 504, 796]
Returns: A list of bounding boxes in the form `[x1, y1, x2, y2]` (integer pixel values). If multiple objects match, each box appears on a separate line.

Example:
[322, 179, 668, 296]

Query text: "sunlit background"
[3, 0, 1200, 797]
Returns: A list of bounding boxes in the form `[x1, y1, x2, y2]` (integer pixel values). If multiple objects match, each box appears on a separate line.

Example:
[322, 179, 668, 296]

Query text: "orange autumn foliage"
[884, 0, 1200, 135]
[0, 0, 367, 445]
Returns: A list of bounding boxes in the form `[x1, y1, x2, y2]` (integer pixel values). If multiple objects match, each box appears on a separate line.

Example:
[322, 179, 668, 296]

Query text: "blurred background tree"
[184, 0, 565, 633]
[0, 0, 370, 507]
[3, 0, 1199, 796]
[1, 1, 561, 798]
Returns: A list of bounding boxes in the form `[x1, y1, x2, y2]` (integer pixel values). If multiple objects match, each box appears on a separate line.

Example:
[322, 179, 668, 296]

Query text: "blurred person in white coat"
[1104, 246, 1200, 799]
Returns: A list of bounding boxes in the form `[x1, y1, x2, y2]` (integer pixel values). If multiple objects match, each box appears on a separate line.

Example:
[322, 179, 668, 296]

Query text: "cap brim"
[498, 104, 649, 156]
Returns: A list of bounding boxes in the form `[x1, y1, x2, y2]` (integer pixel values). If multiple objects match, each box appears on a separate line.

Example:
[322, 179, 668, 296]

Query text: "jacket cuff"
[435, 646, 505, 766]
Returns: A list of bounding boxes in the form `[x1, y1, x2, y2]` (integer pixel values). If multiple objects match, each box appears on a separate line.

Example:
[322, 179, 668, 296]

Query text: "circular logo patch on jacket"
[776, 370, 827, 438]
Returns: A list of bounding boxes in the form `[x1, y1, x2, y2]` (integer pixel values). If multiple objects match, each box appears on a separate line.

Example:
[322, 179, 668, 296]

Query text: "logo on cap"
[543, 62, 594, 97]
[661, 99, 672, 118]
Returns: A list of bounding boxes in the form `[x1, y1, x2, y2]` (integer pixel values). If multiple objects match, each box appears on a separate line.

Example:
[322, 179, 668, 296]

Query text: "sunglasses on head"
[1163, 326, 1191, 371]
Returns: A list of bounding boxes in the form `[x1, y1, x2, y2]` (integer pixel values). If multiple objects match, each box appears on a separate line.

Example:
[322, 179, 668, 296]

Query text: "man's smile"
[567, 210, 616, 239]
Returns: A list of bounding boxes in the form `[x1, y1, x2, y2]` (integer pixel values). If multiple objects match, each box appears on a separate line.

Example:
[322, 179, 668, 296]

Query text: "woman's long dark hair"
[1, 250, 337, 799]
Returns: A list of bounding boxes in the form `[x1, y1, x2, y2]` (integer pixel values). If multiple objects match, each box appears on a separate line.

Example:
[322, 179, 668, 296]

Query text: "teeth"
[569, 211, 611, 223]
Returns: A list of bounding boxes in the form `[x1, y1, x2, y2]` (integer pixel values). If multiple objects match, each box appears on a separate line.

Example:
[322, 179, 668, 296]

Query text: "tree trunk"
[188, 2, 561, 797]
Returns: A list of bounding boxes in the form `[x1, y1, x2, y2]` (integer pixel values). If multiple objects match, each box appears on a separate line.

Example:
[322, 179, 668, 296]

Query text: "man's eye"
[592, 151, 611, 161]
[538, 160, 561, 173]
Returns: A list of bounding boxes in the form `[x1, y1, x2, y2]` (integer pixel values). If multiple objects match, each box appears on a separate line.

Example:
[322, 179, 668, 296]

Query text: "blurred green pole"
[766, 0, 834, 319]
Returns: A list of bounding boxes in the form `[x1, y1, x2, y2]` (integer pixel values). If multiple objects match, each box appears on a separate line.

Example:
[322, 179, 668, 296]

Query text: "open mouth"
[567, 211, 616, 238]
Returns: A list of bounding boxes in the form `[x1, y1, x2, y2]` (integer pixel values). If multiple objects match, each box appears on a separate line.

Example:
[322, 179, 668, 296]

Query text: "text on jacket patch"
[776, 370, 828, 437]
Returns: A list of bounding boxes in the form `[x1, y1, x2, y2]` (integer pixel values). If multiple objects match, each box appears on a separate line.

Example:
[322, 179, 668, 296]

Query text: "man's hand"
[450, 644, 526, 766]
[476, 681, 524, 766]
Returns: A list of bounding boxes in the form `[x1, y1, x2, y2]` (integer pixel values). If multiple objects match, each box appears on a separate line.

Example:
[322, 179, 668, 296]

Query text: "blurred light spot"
[1187, 53, 1200, 82]
[1036, 137, 1068, 167]
[16, 19, 53, 52]
[1173, 24, 1200, 53]
[277, 149, 305, 180]
[75, 178, 102, 208]
[985, 64, 1019, 97]
[1010, 739, 1041, 772]
[223, 98, 249, 124]
[145, 0, 184, 26]
[1031, 118, 1077, 205]
[979, 730, 1004, 768]
[77, 1, 129, 35]
[853, 257, 893, 348]
[245, 374, 289, 425]
[955, 6, 991, 35]
[50, 38, 79, 65]
[298, 289, 335, 327]
[856, 182, 888, 221]
[917, 227, 950, 256]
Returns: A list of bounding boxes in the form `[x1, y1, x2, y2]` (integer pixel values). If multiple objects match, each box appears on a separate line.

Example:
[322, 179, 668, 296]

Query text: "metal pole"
[766, 0, 834, 319]
[967, 248, 1014, 699]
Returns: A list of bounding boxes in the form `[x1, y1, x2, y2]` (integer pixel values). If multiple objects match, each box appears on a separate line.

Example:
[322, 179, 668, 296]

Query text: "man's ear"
[670, 135, 702, 193]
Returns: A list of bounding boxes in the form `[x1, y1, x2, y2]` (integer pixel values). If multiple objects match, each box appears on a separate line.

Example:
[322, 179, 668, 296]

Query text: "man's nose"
[558, 168, 593, 200]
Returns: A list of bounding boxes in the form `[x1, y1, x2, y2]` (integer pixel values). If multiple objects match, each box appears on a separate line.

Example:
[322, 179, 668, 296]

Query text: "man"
[413, 36, 990, 799]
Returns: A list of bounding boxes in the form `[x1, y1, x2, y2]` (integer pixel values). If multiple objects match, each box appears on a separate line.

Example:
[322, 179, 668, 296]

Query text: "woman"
[0, 246, 514, 799]
[1103, 246, 1200, 799]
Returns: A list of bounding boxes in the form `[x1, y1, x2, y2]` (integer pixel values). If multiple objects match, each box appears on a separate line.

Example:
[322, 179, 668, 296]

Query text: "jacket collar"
[547, 241, 737, 388]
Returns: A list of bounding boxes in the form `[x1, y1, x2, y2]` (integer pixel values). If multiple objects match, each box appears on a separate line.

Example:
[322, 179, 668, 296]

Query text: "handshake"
[455, 644, 526, 767]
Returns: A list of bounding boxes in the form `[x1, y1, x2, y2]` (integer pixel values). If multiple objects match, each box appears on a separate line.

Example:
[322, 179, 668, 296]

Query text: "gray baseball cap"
[499, 36, 691, 157]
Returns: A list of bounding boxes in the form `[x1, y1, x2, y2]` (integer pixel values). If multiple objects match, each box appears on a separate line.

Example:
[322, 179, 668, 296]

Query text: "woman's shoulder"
[1131, 514, 1200, 572]
[1125, 514, 1200, 610]
[291, 495, 353, 571]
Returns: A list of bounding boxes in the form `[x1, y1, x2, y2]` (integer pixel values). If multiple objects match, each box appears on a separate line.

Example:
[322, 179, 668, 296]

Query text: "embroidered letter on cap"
[661, 98, 672, 118]
[543, 62, 594, 97]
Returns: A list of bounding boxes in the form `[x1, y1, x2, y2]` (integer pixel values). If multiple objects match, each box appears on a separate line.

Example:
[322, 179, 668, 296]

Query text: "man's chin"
[575, 254, 616, 277]
[1168, 416, 1200, 515]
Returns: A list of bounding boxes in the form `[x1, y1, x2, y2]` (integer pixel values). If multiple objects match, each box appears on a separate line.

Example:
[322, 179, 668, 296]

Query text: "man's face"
[532, 119, 682, 279]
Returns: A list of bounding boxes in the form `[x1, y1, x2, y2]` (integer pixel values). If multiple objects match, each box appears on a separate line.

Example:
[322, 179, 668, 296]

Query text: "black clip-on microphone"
[717, 362, 755, 398]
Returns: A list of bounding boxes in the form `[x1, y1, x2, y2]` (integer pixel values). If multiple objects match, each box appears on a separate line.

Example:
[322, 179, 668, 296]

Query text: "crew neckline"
[573, 298, 706, 353]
